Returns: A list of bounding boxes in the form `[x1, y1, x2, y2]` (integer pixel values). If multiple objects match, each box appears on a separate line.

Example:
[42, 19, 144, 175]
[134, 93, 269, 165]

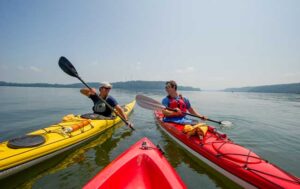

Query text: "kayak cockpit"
[80, 113, 116, 120]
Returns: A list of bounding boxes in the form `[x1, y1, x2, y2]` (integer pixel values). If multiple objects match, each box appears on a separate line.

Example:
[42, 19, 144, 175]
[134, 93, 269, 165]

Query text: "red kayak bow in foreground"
[84, 137, 186, 189]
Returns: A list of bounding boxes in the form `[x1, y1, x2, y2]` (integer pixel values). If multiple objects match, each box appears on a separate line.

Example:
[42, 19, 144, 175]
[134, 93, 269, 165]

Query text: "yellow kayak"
[18, 122, 133, 189]
[0, 100, 135, 179]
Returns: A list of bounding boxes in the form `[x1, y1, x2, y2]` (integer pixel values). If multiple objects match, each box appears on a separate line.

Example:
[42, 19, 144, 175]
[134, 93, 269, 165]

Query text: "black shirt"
[89, 94, 118, 117]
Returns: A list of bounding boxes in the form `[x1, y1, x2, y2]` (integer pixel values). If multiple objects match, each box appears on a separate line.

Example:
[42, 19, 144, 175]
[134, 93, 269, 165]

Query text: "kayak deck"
[154, 111, 300, 189]
[0, 100, 135, 179]
[84, 137, 186, 189]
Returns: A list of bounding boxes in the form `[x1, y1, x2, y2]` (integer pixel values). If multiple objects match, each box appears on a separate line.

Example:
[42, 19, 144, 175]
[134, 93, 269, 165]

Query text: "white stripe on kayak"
[158, 124, 257, 189]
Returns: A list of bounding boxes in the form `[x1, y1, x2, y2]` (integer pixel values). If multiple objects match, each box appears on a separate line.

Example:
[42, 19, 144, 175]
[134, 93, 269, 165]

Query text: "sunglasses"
[165, 85, 172, 89]
[100, 87, 111, 90]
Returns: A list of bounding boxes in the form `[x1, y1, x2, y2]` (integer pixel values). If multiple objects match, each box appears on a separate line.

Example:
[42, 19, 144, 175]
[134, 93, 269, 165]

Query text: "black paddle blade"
[58, 56, 79, 78]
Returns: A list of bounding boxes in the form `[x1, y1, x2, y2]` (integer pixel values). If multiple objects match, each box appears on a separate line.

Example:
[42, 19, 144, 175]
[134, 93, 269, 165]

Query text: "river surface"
[0, 87, 299, 188]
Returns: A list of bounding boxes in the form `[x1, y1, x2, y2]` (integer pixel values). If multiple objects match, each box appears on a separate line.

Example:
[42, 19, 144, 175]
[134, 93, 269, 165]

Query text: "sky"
[0, 0, 299, 90]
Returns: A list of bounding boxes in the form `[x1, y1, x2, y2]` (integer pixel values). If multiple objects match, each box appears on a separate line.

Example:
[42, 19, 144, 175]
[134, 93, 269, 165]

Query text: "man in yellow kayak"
[80, 82, 131, 122]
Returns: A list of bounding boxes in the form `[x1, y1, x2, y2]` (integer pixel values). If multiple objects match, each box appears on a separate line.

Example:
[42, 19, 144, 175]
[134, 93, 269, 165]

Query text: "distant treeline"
[0, 81, 201, 91]
[224, 83, 300, 94]
[112, 81, 200, 91]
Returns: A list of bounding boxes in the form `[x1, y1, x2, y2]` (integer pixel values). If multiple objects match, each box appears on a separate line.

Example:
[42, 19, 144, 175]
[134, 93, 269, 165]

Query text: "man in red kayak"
[162, 80, 207, 124]
[80, 82, 131, 123]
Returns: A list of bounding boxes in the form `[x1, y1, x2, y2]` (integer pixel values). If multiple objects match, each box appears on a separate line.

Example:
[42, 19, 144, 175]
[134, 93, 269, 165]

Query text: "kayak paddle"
[135, 94, 232, 127]
[58, 56, 134, 130]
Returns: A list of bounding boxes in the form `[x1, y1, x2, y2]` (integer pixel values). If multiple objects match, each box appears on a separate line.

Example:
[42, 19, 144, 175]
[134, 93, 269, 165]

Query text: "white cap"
[99, 82, 112, 89]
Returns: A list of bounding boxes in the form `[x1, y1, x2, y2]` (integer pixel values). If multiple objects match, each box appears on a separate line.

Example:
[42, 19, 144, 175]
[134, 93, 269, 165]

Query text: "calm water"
[0, 87, 299, 189]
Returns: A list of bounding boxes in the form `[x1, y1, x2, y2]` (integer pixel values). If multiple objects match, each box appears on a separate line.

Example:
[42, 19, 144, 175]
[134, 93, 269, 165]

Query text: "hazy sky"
[0, 0, 299, 90]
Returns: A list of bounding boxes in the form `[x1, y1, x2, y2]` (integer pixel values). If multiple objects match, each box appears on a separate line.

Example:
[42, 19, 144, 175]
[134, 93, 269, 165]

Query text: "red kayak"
[154, 111, 300, 189]
[84, 137, 186, 189]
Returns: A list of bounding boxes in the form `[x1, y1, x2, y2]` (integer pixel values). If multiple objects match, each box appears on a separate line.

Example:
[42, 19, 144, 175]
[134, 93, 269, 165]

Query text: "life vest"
[167, 95, 187, 117]
[92, 96, 114, 117]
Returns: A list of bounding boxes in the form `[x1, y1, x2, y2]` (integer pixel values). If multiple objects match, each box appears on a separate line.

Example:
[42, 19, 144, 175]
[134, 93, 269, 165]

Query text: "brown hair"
[165, 80, 177, 90]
